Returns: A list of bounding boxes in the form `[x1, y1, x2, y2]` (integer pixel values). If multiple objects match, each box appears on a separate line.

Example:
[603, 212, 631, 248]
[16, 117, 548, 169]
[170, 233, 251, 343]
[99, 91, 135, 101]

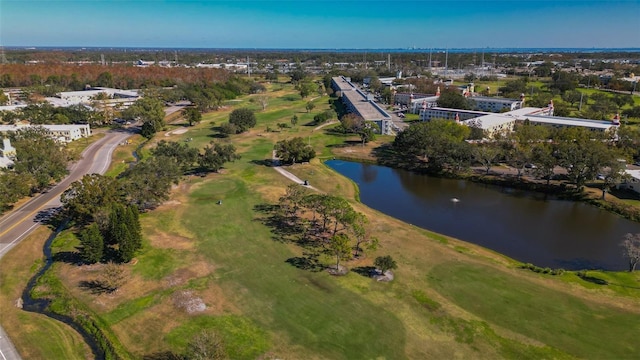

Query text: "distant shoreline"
[4, 46, 640, 54]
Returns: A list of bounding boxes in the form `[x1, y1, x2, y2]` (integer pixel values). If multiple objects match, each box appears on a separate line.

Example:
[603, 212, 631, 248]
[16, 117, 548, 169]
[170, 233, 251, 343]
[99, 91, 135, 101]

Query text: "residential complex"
[331, 76, 394, 135]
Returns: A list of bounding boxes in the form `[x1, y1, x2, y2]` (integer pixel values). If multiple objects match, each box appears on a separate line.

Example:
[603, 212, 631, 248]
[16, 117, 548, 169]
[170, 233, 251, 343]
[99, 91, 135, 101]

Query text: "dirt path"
[313, 120, 338, 132]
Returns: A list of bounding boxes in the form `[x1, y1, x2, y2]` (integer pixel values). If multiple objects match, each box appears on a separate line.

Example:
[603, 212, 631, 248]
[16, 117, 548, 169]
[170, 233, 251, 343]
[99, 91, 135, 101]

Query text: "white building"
[0, 124, 91, 143]
[0, 138, 16, 168]
[57, 88, 140, 106]
[619, 170, 640, 193]
[470, 96, 524, 112]
[331, 76, 394, 135]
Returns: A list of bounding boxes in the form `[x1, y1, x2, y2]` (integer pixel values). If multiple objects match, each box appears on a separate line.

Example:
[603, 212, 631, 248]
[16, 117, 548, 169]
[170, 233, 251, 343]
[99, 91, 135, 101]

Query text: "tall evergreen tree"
[105, 203, 142, 263]
[79, 223, 104, 264]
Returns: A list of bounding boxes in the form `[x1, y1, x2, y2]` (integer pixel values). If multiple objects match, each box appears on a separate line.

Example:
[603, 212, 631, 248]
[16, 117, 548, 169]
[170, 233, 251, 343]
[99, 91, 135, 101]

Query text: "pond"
[326, 160, 640, 271]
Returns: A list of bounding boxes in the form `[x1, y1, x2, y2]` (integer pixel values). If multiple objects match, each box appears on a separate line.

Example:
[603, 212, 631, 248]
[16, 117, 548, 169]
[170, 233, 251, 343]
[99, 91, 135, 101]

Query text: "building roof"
[333, 76, 391, 121]
[0, 157, 14, 168]
[526, 115, 615, 130]
[427, 107, 491, 116]
[0, 124, 90, 132]
[0, 105, 27, 112]
[624, 169, 640, 181]
[463, 114, 516, 130]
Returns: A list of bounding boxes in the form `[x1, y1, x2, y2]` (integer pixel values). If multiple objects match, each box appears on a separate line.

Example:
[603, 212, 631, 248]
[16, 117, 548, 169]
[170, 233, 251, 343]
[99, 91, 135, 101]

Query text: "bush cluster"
[521, 263, 565, 276]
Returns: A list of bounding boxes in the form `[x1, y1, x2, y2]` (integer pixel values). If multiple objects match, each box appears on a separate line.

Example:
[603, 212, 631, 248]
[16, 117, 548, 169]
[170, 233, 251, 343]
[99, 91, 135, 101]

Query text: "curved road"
[0, 129, 133, 360]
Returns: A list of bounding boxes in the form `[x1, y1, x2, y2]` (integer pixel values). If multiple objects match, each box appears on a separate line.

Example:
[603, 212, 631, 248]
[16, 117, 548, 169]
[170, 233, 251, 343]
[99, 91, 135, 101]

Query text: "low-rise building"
[470, 95, 524, 112]
[619, 170, 640, 193]
[0, 124, 91, 143]
[57, 87, 140, 106]
[331, 76, 393, 135]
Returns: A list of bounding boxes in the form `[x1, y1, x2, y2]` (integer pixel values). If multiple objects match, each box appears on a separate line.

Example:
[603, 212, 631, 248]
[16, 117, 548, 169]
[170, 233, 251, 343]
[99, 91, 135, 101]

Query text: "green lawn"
[429, 263, 639, 358]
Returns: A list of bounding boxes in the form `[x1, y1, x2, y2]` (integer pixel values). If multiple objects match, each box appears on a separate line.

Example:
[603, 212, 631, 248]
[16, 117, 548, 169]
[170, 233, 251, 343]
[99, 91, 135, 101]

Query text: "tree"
[61, 174, 122, 224]
[612, 94, 634, 111]
[621, 233, 640, 272]
[198, 142, 239, 173]
[358, 123, 378, 145]
[550, 71, 578, 93]
[374, 255, 397, 273]
[279, 184, 310, 222]
[305, 101, 315, 113]
[120, 156, 182, 210]
[351, 212, 378, 258]
[0, 172, 31, 211]
[105, 203, 142, 263]
[274, 137, 316, 165]
[253, 94, 269, 111]
[600, 160, 627, 200]
[393, 120, 470, 172]
[328, 233, 351, 271]
[151, 140, 198, 172]
[186, 330, 226, 360]
[436, 90, 472, 110]
[298, 81, 316, 99]
[123, 97, 166, 138]
[12, 126, 69, 192]
[79, 224, 104, 264]
[182, 107, 202, 126]
[554, 127, 617, 188]
[473, 144, 501, 175]
[562, 90, 584, 107]
[290, 114, 298, 127]
[531, 143, 557, 185]
[228, 108, 256, 133]
[98, 262, 127, 293]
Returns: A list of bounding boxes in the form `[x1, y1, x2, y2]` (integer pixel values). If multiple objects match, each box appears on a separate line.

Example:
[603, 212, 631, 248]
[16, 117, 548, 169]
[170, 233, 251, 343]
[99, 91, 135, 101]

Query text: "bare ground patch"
[148, 231, 195, 250]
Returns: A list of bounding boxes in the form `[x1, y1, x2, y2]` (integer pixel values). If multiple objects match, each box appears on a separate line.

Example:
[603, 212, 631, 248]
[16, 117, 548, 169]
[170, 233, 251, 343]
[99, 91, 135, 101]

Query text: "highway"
[0, 129, 133, 360]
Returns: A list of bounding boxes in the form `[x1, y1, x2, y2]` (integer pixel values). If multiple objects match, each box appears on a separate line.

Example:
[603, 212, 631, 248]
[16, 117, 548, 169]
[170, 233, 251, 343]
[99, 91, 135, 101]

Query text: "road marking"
[0, 221, 41, 257]
[0, 343, 8, 360]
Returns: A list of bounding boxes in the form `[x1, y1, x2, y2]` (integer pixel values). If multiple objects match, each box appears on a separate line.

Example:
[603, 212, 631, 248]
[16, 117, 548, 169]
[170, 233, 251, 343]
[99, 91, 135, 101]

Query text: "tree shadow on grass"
[52, 250, 82, 265]
[352, 266, 377, 278]
[253, 203, 305, 243]
[78, 280, 113, 295]
[286, 252, 323, 272]
[207, 125, 229, 139]
[250, 159, 276, 167]
[579, 275, 609, 286]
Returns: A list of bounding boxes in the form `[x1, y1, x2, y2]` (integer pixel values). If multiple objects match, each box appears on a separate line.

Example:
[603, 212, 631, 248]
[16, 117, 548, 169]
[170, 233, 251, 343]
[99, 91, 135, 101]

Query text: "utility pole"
[247, 56, 251, 78]
[444, 49, 448, 74]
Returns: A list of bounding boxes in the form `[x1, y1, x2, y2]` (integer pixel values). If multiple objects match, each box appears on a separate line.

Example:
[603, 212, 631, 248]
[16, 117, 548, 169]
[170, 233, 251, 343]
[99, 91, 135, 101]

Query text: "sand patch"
[164, 128, 189, 136]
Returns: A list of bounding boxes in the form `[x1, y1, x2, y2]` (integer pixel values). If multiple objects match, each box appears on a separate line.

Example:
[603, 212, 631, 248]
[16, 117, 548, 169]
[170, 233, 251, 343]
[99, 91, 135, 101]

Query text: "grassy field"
[0, 227, 91, 359]
[2, 79, 640, 359]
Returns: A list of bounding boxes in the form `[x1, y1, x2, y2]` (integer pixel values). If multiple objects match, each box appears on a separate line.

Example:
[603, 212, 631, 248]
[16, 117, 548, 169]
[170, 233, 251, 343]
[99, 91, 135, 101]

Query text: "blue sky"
[1, 0, 638, 49]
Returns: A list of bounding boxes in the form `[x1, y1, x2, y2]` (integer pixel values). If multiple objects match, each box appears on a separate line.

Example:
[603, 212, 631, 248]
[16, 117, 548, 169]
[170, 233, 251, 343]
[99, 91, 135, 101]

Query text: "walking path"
[271, 150, 319, 191]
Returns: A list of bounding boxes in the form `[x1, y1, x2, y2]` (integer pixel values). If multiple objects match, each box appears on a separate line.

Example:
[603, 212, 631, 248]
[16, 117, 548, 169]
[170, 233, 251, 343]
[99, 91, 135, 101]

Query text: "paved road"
[0, 129, 133, 360]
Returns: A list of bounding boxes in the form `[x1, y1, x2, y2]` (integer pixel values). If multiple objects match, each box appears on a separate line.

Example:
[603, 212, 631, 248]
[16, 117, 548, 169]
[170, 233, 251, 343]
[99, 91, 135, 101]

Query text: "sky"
[1, 0, 639, 49]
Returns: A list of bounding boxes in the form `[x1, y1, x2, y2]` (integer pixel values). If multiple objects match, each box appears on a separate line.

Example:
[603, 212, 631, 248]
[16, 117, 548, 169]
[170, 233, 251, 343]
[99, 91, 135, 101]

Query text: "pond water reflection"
[326, 160, 640, 270]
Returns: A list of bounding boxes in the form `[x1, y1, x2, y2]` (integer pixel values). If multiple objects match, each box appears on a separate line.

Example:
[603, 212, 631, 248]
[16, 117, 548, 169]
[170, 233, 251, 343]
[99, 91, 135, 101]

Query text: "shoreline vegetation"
[2, 77, 640, 359]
